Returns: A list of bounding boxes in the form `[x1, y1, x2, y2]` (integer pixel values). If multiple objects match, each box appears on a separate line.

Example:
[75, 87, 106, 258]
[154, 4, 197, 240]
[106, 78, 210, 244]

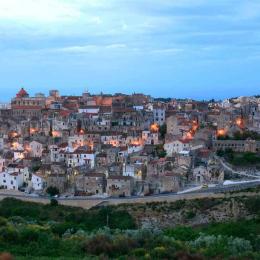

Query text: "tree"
[159, 124, 167, 139]
[50, 198, 58, 206]
[156, 144, 167, 158]
[46, 186, 59, 197]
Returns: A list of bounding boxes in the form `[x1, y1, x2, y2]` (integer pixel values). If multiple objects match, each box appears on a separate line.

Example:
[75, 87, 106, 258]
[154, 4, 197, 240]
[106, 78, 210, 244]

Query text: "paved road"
[216, 156, 260, 179]
[1, 180, 259, 202]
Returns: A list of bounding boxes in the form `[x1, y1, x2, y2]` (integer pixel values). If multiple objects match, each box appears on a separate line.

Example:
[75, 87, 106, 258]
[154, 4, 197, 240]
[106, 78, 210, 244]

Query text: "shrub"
[165, 226, 199, 241]
[83, 234, 114, 256]
[19, 227, 41, 243]
[185, 210, 196, 219]
[50, 198, 58, 206]
[0, 216, 8, 226]
[0, 226, 19, 243]
[132, 248, 146, 257]
[46, 186, 59, 197]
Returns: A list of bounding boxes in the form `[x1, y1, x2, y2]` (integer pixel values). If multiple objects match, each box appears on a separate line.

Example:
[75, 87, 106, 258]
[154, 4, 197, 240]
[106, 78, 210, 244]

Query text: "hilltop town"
[0, 88, 260, 198]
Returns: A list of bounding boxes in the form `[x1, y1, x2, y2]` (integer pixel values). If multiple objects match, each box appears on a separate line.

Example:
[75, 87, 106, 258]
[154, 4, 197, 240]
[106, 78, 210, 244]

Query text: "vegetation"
[217, 130, 260, 141]
[0, 198, 259, 259]
[155, 144, 167, 158]
[217, 148, 260, 166]
[46, 186, 60, 197]
[159, 123, 167, 139]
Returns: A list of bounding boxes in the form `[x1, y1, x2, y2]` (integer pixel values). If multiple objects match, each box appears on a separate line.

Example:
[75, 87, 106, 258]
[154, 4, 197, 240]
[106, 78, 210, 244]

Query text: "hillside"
[0, 195, 259, 259]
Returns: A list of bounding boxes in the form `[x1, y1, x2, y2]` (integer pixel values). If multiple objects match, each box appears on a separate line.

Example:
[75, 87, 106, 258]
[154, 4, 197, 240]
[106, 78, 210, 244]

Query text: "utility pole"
[106, 211, 109, 227]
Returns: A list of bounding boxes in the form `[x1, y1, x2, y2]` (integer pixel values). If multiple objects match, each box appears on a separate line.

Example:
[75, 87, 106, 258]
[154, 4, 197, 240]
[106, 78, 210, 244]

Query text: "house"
[147, 172, 182, 194]
[160, 173, 182, 193]
[29, 141, 43, 157]
[122, 162, 145, 180]
[193, 164, 224, 184]
[164, 139, 191, 156]
[106, 176, 134, 197]
[63, 146, 95, 168]
[46, 174, 67, 193]
[75, 172, 106, 195]
[13, 149, 25, 160]
[153, 105, 165, 126]
[0, 158, 6, 172]
[193, 166, 209, 183]
[147, 158, 174, 177]
[32, 172, 47, 191]
[6, 163, 30, 184]
[0, 171, 23, 190]
[142, 130, 159, 145]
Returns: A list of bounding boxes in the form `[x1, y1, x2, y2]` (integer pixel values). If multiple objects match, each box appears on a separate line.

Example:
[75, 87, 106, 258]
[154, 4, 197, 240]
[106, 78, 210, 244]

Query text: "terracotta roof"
[16, 88, 28, 98]
[9, 172, 19, 176]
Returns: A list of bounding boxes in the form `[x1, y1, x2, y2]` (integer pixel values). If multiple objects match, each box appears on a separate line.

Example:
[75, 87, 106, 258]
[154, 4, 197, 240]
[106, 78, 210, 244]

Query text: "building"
[11, 88, 46, 117]
[0, 171, 23, 190]
[31, 173, 47, 191]
[106, 176, 134, 197]
[75, 173, 106, 195]
[213, 138, 260, 153]
[29, 141, 43, 158]
[153, 105, 165, 126]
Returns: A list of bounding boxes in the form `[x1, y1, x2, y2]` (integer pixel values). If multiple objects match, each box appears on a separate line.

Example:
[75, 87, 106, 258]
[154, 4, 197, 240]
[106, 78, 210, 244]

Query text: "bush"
[0, 226, 19, 243]
[185, 210, 196, 219]
[50, 199, 58, 206]
[0, 216, 8, 226]
[83, 234, 114, 256]
[165, 226, 199, 241]
[189, 234, 253, 257]
[46, 186, 59, 197]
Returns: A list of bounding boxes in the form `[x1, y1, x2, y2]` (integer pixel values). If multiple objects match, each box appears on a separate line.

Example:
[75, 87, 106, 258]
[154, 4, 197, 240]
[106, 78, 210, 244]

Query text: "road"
[1, 180, 260, 202]
[216, 156, 260, 179]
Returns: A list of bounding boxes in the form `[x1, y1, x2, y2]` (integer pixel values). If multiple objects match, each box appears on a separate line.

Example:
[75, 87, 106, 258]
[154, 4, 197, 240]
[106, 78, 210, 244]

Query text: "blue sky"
[0, 0, 260, 101]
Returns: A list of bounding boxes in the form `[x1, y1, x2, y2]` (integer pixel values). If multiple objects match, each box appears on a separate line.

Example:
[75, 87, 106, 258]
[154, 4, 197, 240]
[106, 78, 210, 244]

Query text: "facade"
[213, 138, 260, 153]
[31, 173, 47, 191]
[11, 88, 46, 117]
[164, 139, 191, 156]
[0, 171, 23, 190]
[107, 176, 134, 197]
[29, 141, 43, 157]
[75, 173, 106, 195]
[153, 106, 165, 126]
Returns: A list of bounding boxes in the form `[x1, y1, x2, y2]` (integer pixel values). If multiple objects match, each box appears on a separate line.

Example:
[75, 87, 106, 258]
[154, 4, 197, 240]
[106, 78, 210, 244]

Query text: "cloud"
[0, 0, 81, 22]
[150, 48, 183, 55]
[48, 43, 127, 54]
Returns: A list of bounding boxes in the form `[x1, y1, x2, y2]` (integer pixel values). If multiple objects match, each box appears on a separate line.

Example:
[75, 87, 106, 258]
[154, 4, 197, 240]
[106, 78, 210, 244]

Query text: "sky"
[0, 0, 260, 101]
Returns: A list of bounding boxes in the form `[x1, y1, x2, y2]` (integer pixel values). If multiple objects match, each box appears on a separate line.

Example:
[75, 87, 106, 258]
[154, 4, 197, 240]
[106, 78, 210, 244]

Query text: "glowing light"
[52, 131, 61, 137]
[131, 141, 141, 146]
[30, 128, 38, 134]
[236, 118, 243, 128]
[10, 132, 18, 138]
[150, 123, 159, 132]
[217, 129, 226, 136]
[12, 142, 19, 149]
[79, 129, 85, 135]
[17, 153, 24, 159]
[182, 131, 193, 140]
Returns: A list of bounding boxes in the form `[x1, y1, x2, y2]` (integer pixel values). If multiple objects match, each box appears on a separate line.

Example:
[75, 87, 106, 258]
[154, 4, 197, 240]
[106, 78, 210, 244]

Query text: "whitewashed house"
[0, 171, 23, 190]
[31, 173, 47, 191]
[164, 139, 191, 156]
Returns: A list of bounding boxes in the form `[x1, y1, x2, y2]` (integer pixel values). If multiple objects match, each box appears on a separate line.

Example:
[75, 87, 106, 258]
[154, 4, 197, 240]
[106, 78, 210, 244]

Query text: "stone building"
[75, 173, 106, 195]
[106, 176, 134, 197]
